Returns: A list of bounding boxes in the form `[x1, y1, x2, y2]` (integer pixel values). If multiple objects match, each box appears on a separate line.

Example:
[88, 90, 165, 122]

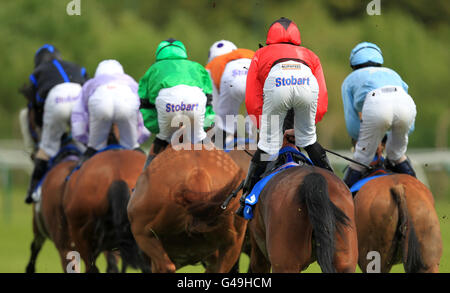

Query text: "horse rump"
[299, 172, 349, 273]
[390, 184, 427, 273]
[105, 180, 150, 272]
[184, 171, 244, 234]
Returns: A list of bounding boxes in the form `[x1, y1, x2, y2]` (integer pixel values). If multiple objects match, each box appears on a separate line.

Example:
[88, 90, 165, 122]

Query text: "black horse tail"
[390, 184, 427, 273]
[299, 172, 350, 273]
[106, 180, 150, 272]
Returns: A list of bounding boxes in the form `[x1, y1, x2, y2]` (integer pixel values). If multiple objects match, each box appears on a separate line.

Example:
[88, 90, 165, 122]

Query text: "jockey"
[24, 44, 88, 204]
[205, 40, 254, 146]
[341, 42, 417, 188]
[236, 17, 333, 217]
[71, 60, 150, 163]
[139, 38, 214, 168]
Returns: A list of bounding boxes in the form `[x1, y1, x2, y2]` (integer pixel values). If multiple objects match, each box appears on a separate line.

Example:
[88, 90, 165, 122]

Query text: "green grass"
[1, 186, 449, 273]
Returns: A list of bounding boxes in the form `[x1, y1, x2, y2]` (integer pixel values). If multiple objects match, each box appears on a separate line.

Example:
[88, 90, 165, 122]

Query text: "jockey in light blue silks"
[341, 42, 417, 188]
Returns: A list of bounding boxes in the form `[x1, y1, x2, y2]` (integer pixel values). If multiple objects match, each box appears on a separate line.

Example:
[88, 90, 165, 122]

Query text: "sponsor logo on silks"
[55, 96, 79, 104]
[166, 102, 199, 113]
[275, 76, 310, 87]
[232, 69, 248, 77]
[281, 63, 302, 70]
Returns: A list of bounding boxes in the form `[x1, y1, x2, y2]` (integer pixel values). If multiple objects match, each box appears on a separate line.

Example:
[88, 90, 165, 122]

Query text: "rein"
[324, 148, 373, 171]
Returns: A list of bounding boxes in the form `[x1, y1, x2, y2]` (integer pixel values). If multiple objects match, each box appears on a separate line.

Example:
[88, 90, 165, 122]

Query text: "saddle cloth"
[243, 146, 313, 220]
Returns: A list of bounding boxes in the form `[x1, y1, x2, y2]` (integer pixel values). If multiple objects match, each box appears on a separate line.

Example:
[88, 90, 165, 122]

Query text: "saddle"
[31, 142, 82, 203]
[243, 145, 314, 220]
[349, 154, 393, 194]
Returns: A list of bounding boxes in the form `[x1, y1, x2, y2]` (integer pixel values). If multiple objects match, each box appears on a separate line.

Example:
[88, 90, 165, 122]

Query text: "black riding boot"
[386, 157, 416, 177]
[143, 137, 169, 170]
[303, 142, 334, 173]
[235, 149, 269, 218]
[79, 147, 97, 164]
[25, 158, 48, 204]
[343, 166, 363, 189]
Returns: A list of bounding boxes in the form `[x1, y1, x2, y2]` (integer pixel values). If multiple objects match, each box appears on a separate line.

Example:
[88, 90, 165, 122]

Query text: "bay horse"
[63, 148, 151, 273]
[25, 142, 125, 273]
[25, 146, 79, 273]
[354, 174, 442, 273]
[127, 143, 247, 273]
[247, 135, 358, 273]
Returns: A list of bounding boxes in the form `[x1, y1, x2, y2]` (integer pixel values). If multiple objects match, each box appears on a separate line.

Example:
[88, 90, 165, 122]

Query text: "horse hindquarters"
[391, 184, 441, 273]
[104, 180, 150, 272]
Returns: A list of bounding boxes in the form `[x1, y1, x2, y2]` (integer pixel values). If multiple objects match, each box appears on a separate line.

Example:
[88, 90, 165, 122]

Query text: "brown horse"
[354, 174, 442, 273]
[26, 158, 77, 273]
[63, 149, 150, 273]
[247, 137, 358, 273]
[127, 143, 247, 273]
[25, 146, 126, 273]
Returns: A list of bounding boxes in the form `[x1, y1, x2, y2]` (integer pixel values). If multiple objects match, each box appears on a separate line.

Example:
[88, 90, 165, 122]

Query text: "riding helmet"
[207, 40, 237, 63]
[349, 42, 384, 68]
[34, 44, 61, 67]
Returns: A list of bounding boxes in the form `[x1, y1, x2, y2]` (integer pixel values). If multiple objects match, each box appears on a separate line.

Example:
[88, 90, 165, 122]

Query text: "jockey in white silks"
[71, 60, 150, 163]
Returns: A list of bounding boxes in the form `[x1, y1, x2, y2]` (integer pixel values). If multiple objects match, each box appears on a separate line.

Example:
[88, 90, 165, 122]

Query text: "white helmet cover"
[95, 59, 124, 77]
[208, 40, 237, 63]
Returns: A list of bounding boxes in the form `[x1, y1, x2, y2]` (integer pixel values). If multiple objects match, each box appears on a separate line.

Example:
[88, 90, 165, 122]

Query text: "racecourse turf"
[0, 187, 449, 273]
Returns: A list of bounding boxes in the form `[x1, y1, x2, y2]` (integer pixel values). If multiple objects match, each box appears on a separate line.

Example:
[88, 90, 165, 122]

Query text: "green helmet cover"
[155, 38, 188, 61]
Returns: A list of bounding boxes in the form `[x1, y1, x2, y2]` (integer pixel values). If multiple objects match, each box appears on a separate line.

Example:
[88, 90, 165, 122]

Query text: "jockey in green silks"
[139, 38, 215, 168]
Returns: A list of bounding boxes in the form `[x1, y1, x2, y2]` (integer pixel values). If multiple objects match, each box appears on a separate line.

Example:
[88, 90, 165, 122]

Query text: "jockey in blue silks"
[341, 42, 417, 188]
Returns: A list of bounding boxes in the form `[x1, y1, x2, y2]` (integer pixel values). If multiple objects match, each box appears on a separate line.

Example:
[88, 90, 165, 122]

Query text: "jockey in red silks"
[236, 17, 333, 217]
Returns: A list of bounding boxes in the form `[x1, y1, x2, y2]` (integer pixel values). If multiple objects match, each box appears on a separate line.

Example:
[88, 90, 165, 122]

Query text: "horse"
[25, 145, 79, 273]
[354, 174, 442, 273]
[63, 148, 151, 273]
[127, 143, 247, 273]
[25, 140, 126, 273]
[246, 135, 358, 273]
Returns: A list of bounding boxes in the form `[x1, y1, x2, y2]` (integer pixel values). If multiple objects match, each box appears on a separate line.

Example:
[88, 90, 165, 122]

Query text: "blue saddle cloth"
[243, 146, 313, 220]
[65, 144, 126, 182]
[349, 173, 390, 193]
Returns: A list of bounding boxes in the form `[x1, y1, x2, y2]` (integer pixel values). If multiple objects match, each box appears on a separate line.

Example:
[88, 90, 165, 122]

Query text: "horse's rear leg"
[71, 225, 100, 273]
[333, 224, 358, 273]
[249, 236, 270, 273]
[203, 241, 242, 273]
[25, 232, 46, 273]
[105, 251, 120, 273]
[134, 233, 175, 273]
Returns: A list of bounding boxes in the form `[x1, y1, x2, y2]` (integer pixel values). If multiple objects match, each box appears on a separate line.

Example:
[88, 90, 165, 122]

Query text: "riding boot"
[343, 166, 363, 189]
[303, 142, 334, 173]
[80, 147, 97, 164]
[386, 157, 416, 177]
[25, 158, 48, 204]
[143, 137, 169, 170]
[236, 149, 269, 218]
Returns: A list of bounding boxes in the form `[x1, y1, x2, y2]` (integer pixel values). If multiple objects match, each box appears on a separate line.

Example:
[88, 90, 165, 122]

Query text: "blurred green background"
[0, 0, 449, 273]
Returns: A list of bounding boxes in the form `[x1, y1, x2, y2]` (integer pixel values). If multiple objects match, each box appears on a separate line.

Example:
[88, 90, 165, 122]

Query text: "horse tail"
[390, 184, 426, 273]
[106, 180, 148, 271]
[299, 172, 349, 273]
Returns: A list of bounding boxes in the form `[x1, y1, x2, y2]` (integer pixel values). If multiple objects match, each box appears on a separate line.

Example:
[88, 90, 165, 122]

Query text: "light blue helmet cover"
[349, 42, 383, 67]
